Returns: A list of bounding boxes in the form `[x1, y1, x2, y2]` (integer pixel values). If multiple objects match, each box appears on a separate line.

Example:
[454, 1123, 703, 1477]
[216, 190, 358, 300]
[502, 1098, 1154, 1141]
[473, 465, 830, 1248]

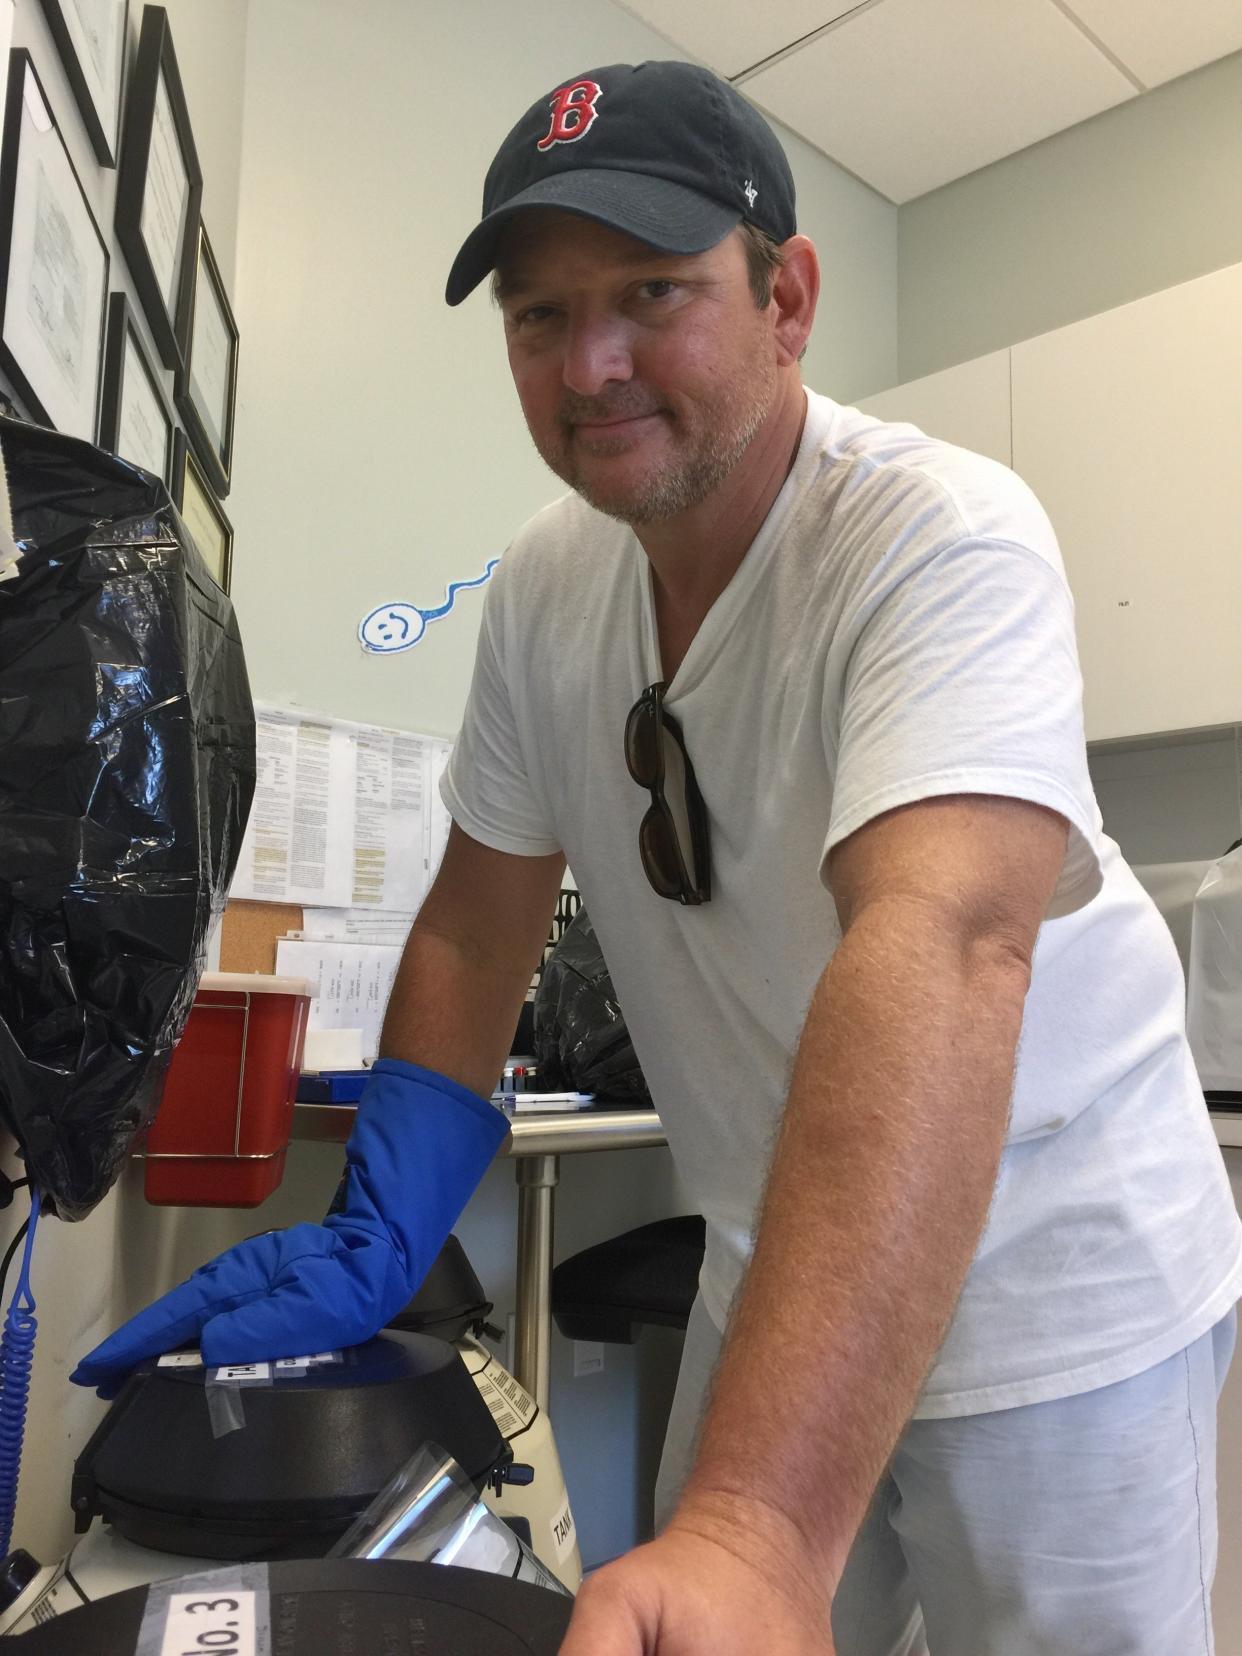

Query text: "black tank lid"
[71, 1332, 507, 1560]
[388, 1234, 494, 1343]
[9, 1558, 572, 1654]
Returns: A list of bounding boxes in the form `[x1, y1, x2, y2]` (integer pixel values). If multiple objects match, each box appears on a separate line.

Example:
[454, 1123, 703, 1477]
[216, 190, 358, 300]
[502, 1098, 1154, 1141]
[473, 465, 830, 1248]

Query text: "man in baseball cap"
[77, 58, 1239, 1656]
[435, 58, 1238, 1656]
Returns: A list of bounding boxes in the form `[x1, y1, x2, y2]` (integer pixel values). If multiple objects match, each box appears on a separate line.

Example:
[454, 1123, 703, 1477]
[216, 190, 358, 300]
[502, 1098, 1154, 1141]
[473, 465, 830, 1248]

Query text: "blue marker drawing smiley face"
[358, 558, 500, 655]
[359, 604, 426, 653]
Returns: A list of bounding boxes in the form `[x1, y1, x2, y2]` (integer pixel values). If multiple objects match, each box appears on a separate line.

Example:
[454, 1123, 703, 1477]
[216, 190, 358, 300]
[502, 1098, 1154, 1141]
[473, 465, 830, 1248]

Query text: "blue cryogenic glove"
[70, 1059, 508, 1396]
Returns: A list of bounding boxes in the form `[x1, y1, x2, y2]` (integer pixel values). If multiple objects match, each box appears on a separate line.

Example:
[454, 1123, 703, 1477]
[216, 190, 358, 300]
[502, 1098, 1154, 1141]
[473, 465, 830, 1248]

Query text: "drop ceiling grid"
[612, 0, 868, 81]
[741, 0, 1139, 202]
[1052, 0, 1242, 88]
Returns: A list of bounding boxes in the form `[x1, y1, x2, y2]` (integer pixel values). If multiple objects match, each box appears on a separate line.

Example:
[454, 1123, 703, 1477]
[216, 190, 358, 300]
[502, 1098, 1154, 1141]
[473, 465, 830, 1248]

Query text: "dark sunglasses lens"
[625, 697, 661, 787]
[639, 808, 686, 899]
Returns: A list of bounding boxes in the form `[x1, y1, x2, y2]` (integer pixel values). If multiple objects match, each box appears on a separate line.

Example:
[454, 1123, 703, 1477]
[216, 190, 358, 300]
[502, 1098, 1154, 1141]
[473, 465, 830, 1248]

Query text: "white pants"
[655, 1295, 1237, 1655]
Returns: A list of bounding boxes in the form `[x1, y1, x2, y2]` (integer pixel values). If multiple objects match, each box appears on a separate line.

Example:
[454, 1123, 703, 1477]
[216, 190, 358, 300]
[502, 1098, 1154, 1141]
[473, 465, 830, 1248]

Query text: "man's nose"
[562, 314, 634, 396]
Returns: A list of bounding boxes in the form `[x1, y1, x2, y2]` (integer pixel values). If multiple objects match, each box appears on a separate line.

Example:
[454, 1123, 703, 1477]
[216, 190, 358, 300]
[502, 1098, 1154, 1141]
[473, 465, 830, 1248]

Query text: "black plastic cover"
[387, 1234, 495, 1343]
[71, 1332, 508, 1559]
[551, 1215, 706, 1344]
[0, 416, 254, 1219]
[0, 1548, 41, 1614]
[533, 908, 651, 1104]
[10, 1559, 573, 1654]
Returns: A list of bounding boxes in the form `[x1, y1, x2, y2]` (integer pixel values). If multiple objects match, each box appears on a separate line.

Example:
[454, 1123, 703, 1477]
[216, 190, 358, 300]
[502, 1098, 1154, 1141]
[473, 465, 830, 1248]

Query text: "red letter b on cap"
[537, 80, 602, 151]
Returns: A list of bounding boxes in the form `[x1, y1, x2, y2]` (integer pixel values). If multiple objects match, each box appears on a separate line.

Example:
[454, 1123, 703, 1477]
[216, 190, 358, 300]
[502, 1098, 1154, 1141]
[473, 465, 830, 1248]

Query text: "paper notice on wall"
[228, 706, 453, 912]
[275, 938, 403, 1062]
[352, 725, 436, 910]
[301, 907, 415, 946]
[231, 708, 356, 905]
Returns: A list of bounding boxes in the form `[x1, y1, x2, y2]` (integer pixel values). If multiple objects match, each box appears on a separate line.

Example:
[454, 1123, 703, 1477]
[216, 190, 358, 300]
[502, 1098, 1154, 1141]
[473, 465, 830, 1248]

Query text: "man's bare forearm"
[675, 899, 1031, 1589]
[377, 918, 527, 1098]
[379, 830, 564, 1098]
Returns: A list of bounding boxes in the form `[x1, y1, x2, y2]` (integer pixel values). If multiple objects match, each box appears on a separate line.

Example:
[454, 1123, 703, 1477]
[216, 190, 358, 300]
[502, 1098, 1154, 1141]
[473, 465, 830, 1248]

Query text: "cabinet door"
[1012, 264, 1242, 743]
[857, 350, 1011, 466]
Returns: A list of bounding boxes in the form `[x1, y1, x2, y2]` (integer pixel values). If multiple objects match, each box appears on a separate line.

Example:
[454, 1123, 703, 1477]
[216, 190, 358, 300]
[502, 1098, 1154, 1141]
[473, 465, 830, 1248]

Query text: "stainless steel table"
[292, 1103, 668, 1409]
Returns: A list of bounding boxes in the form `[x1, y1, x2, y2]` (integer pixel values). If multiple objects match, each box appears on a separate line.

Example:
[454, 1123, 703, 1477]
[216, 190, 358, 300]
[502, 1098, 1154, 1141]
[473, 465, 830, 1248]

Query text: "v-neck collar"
[636, 393, 829, 698]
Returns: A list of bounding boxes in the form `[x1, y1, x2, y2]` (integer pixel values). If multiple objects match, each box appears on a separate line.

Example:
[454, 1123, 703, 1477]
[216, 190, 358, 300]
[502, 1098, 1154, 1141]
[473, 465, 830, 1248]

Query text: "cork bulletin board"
[219, 901, 303, 973]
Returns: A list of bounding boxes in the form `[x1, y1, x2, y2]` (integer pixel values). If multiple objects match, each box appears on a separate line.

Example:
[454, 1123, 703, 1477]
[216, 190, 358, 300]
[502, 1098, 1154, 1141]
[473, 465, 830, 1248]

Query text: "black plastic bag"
[532, 909, 651, 1104]
[0, 415, 255, 1219]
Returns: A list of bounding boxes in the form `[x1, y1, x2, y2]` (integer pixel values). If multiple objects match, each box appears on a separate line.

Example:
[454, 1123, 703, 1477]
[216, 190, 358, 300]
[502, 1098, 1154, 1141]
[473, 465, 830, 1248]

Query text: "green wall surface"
[896, 49, 1242, 385]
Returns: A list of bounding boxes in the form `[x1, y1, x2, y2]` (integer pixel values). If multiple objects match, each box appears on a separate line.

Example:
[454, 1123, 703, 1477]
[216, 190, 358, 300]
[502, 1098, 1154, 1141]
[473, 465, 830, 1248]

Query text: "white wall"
[226, 0, 896, 738]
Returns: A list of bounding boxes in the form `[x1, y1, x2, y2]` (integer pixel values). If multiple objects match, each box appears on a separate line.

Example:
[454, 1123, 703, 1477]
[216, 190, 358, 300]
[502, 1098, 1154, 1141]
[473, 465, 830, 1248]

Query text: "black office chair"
[550, 1215, 706, 1344]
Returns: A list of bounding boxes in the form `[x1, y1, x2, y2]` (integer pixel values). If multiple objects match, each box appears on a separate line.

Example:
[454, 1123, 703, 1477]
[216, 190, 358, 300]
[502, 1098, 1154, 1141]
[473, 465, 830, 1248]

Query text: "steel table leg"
[513, 1153, 559, 1410]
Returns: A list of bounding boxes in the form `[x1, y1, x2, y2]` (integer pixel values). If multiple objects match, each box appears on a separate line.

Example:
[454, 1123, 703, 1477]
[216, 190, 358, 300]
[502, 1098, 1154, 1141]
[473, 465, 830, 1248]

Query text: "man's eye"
[514, 305, 556, 327]
[639, 280, 677, 300]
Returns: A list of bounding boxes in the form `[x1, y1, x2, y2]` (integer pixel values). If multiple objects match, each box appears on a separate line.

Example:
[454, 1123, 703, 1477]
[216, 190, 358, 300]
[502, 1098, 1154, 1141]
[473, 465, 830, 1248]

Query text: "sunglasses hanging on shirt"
[624, 682, 712, 905]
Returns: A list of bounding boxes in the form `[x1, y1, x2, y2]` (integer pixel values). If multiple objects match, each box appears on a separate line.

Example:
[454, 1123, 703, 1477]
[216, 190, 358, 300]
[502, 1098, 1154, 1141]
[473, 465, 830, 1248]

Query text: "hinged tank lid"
[71, 1333, 506, 1560]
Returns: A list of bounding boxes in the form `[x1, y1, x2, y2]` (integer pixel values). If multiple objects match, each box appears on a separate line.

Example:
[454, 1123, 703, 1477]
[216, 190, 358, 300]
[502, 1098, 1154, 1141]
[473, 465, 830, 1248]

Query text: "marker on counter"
[506, 1092, 596, 1114]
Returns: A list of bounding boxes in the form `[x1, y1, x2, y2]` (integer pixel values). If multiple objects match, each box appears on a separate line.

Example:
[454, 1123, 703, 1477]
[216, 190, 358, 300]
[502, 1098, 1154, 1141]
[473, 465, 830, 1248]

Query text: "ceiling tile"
[742, 0, 1138, 202]
[1058, 0, 1242, 87]
[614, 0, 865, 79]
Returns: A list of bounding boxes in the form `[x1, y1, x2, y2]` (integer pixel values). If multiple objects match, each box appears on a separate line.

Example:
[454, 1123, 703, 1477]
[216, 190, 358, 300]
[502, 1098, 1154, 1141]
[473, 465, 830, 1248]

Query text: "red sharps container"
[143, 972, 313, 1207]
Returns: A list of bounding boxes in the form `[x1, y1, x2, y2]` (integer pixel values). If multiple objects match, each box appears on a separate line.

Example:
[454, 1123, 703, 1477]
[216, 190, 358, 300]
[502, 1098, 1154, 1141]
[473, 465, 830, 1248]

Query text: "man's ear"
[770, 236, 819, 366]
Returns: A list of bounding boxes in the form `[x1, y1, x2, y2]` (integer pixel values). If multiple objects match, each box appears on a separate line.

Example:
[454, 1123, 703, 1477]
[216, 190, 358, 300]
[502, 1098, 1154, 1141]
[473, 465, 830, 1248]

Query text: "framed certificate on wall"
[175, 223, 238, 497]
[39, 0, 129, 167]
[172, 428, 232, 593]
[114, 5, 201, 371]
[98, 291, 174, 484]
[0, 50, 109, 437]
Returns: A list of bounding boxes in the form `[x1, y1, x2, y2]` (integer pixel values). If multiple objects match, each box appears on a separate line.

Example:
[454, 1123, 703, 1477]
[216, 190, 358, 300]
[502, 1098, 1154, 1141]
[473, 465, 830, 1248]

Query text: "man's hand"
[558, 1523, 833, 1656]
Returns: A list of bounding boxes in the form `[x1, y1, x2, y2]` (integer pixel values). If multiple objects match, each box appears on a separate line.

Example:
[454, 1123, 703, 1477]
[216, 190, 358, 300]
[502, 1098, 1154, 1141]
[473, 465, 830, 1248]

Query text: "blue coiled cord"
[0, 1191, 39, 1556]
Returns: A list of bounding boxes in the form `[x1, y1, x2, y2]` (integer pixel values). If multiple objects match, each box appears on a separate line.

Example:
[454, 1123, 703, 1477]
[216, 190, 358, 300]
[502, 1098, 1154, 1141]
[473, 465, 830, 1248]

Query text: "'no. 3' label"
[159, 1589, 257, 1656]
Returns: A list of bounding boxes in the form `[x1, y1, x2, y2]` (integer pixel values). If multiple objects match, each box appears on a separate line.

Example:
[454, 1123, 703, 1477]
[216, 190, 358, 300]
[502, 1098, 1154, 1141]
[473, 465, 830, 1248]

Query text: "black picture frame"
[174, 223, 238, 498]
[171, 428, 233, 594]
[114, 5, 201, 373]
[38, 0, 129, 168]
[98, 291, 174, 485]
[0, 49, 110, 437]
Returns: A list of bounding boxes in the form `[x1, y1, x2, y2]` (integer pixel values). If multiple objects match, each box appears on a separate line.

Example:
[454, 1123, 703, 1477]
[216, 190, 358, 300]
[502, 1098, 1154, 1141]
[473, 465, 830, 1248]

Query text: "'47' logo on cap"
[538, 79, 602, 150]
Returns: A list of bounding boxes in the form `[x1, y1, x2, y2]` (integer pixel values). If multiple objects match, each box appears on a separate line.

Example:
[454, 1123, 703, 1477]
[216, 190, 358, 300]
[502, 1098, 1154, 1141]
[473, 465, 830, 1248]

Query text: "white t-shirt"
[443, 389, 1242, 1417]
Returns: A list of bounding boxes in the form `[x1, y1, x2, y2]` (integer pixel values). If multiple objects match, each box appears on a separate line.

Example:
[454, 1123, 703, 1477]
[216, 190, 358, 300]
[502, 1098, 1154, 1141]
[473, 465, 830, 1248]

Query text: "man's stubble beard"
[532, 351, 779, 526]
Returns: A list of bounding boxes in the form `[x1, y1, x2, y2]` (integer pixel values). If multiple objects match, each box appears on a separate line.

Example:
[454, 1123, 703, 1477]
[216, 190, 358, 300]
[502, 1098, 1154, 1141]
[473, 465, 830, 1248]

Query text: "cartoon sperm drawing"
[359, 558, 500, 654]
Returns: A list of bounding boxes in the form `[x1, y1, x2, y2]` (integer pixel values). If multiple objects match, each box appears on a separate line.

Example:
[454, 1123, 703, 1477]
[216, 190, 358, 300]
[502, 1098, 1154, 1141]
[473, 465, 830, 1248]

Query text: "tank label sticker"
[515, 1541, 571, 1596]
[551, 1491, 577, 1563]
[137, 1564, 271, 1656]
[476, 1363, 538, 1436]
[273, 1351, 343, 1374]
[208, 1362, 272, 1384]
[157, 1351, 203, 1368]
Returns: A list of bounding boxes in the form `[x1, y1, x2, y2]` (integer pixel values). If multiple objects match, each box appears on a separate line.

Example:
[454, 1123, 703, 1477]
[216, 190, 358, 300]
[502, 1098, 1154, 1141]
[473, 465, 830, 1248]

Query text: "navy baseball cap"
[445, 60, 797, 306]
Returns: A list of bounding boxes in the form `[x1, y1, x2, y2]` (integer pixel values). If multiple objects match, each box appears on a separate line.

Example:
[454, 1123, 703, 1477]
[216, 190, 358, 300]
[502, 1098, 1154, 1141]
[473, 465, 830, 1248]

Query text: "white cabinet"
[857, 349, 1011, 466]
[1011, 264, 1242, 743]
